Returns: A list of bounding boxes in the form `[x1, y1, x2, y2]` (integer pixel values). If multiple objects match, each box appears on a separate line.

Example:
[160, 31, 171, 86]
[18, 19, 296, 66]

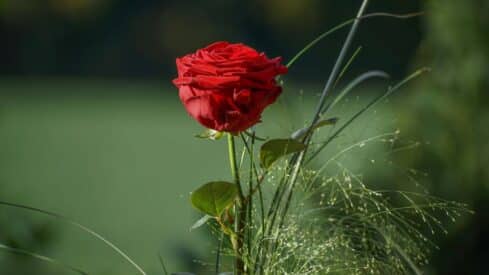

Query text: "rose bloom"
[173, 41, 287, 133]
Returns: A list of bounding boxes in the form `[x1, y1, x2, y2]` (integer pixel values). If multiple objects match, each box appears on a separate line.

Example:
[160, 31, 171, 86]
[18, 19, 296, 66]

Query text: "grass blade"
[334, 46, 363, 87]
[286, 12, 423, 69]
[307, 67, 430, 163]
[190, 215, 213, 231]
[305, 0, 370, 140]
[0, 200, 147, 275]
[322, 70, 390, 115]
[158, 250, 169, 275]
[215, 232, 223, 274]
[0, 243, 88, 275]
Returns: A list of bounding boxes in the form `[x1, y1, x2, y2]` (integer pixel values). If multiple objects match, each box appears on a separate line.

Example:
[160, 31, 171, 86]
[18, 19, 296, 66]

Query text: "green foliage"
[259, 139, 306, 169]
[190, 181, 238, 217]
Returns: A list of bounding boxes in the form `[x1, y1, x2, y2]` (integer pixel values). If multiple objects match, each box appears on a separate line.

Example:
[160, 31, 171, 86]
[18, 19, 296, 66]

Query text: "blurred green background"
[0, 0, 488, 274]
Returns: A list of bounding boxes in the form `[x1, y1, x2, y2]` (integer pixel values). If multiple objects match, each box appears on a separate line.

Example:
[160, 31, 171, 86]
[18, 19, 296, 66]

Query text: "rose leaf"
[260, 139, 306, 169]
[190, 181, 238, 217]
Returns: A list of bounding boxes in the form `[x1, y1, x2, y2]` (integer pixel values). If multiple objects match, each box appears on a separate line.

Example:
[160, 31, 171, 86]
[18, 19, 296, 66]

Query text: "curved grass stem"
[0, 243, 88, 275]
[0, 201, 146, 275]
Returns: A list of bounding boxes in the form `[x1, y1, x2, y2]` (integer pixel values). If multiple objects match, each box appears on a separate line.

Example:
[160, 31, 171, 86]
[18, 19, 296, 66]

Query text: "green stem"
[228, 133, 244, 201]
[246, 135, 254, 266]
[215, 232, 223, 274]
[227, 133, 246, 275]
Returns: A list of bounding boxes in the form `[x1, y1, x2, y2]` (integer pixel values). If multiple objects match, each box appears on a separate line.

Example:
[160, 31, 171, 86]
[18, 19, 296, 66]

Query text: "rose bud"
[173, 41, 288, 133]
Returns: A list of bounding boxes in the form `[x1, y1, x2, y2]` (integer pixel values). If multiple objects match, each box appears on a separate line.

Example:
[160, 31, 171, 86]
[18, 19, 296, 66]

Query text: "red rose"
[173, 41, 288, 133]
